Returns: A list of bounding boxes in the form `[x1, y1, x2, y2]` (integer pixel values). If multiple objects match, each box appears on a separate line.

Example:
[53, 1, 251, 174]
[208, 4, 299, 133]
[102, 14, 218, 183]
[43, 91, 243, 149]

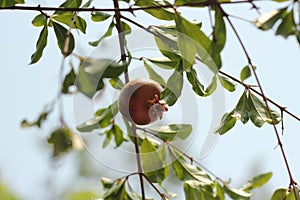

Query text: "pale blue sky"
[0, 1, 300, 199]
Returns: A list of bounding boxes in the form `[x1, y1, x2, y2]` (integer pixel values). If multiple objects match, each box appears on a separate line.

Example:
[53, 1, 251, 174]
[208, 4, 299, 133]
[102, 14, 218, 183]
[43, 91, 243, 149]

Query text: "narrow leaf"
[91, 11, 111, 22]
[148, 124, 192, 142]
[234, 92, 250, 124]
[224, 185, 252, 200]
[255, 8, 286, 30]
[52, 21, 75, 56]
[30, 25, 48, 64]
[141, 138, 168, 183]
[213, 111, 238, 135]
[62, 67, 76, 94]
[161, 69, 183, 106]
[276, 10, 296, 38]
[144, 61, 166, 87]
[241, 172, 273, 191]
[240, 65, 252, 82]
[218, 75, 236, 92]
[134, 0, 174, 20]
[89, 21, 114, 47]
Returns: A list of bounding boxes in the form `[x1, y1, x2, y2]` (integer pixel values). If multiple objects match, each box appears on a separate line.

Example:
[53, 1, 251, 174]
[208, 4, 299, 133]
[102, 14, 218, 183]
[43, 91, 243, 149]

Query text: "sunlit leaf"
[31, 14, 47, 27]
[148, 124, 192, 141]
[215, 181, 225, 200]
[218, 75, 236, 92]
[134, 0, 175, 20]
[241, 172, 272, 192]
[0, 181, 21, 200]
[234, 92, 250, 124]
[144, 61, 166, 87]
[169, 147, 213, 184]
[141, 138, 169, 183]
[53, 13, 87, 33]
[186, 68, 205, 96]
[276, 10, 296, 38]
[184, 180, 215, 200]
[109, 77, 124, 90]
[271, 188, 288, 200]
[213, 111, 238, 135]
[147, 57, 180, 69]
[224, 185, 252, 200]
[30, 25, 48, 64]
[121, 21, 131, 34]
[248, 93, 281, 127]
[204, 75, 217, 96]
[161, 69, 183, 106]
[101, 177, 115, 189]
[240, 65, 252, 82]
[255, 8, 286, 30]
[89, 21, 115, 47]
[52, 21, 75, 56]
[91, 11, 111, 22]
[77, 101, 118, 132]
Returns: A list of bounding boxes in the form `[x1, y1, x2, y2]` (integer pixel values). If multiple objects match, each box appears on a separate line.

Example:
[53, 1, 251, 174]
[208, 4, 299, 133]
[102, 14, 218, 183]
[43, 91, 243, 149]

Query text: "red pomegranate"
[118, 78, 168, 125]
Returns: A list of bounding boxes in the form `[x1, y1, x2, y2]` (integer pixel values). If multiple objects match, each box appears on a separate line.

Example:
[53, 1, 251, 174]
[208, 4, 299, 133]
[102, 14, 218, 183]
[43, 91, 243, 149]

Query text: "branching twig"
[113, 0, 145, 199]
[218, 4, 298, 198]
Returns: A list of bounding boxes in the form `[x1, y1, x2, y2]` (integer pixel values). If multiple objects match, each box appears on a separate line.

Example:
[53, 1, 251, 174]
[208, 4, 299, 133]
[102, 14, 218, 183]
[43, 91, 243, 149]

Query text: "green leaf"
[31, 14, 47, 27]
[211, 7, 226, 53]
[58, 0, 82, 8]
[215, 181, 225, 200]
[248, 93, 281, 127]
[82, 0, 93, 7]
[147, 57, 180, 69]
[186, 68, 206, 96]
[175, 13, 198, 70]
[161, 69, 183, 106]
[76, 58, 127, 98]
[184, 180, 215, 200]
[241, 172, 272, 192]
[62, 67, 76, 94]
[30, 25, 48, 64]
[144, 62, 166, 87]
[276, 10, 296, 38]
[224, 185, 252, 200]
[52, 21, 75, 56]
[240, 65, 252, 82]
[204, 75, 217, 96]
[101, 177, 115, 189]
[0, 0, 24, 7]
[174, 13, 217, 72]
[271, 188, 288, 200]
[91, 11, 111, 22]
[234, 92, 250, 124]
[109, 77, 124, 90]
[101, 179, 134, 200]
[53, 13, 87, 34]
[169, 147, 213, 184]
[89, 21, 115, 47]
[0, 181, 21, 200]
[103, 129, 113, 148]
[255, 8, 286, 30]
[134, 0, 175, 20]
[21, 110, 51, 128]
[213, 111, 238, 135]
[66, 191, 99, 200]
[148, 124, 192, 141]
[286, 187, 300, 200]
[141, 138, 169, 183]
[121, 21, 131, 34]
[151, 26, 181, 61]
[218, 75, 236, 92]
[77, 101, 118, 132]
[47, 127, 82, 157]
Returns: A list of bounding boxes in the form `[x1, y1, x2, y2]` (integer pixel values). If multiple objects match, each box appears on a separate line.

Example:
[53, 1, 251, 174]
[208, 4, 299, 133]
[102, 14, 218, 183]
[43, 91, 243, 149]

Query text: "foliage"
[1, 0, 299, 199]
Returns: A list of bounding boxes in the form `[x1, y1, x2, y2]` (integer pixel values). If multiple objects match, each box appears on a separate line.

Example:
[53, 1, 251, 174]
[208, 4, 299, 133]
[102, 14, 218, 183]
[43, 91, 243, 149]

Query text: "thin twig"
[219, 5, 298, 198]
[113, 1, 145, 199]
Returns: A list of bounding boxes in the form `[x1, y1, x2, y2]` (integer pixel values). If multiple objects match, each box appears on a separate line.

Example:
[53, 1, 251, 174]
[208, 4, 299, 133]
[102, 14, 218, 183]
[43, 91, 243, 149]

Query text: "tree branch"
[218, 4, 298, 198]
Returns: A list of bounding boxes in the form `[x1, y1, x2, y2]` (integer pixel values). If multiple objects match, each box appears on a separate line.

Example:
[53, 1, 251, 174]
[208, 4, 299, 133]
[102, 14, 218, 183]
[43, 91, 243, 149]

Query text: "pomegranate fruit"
[118, 78, 168, 125]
